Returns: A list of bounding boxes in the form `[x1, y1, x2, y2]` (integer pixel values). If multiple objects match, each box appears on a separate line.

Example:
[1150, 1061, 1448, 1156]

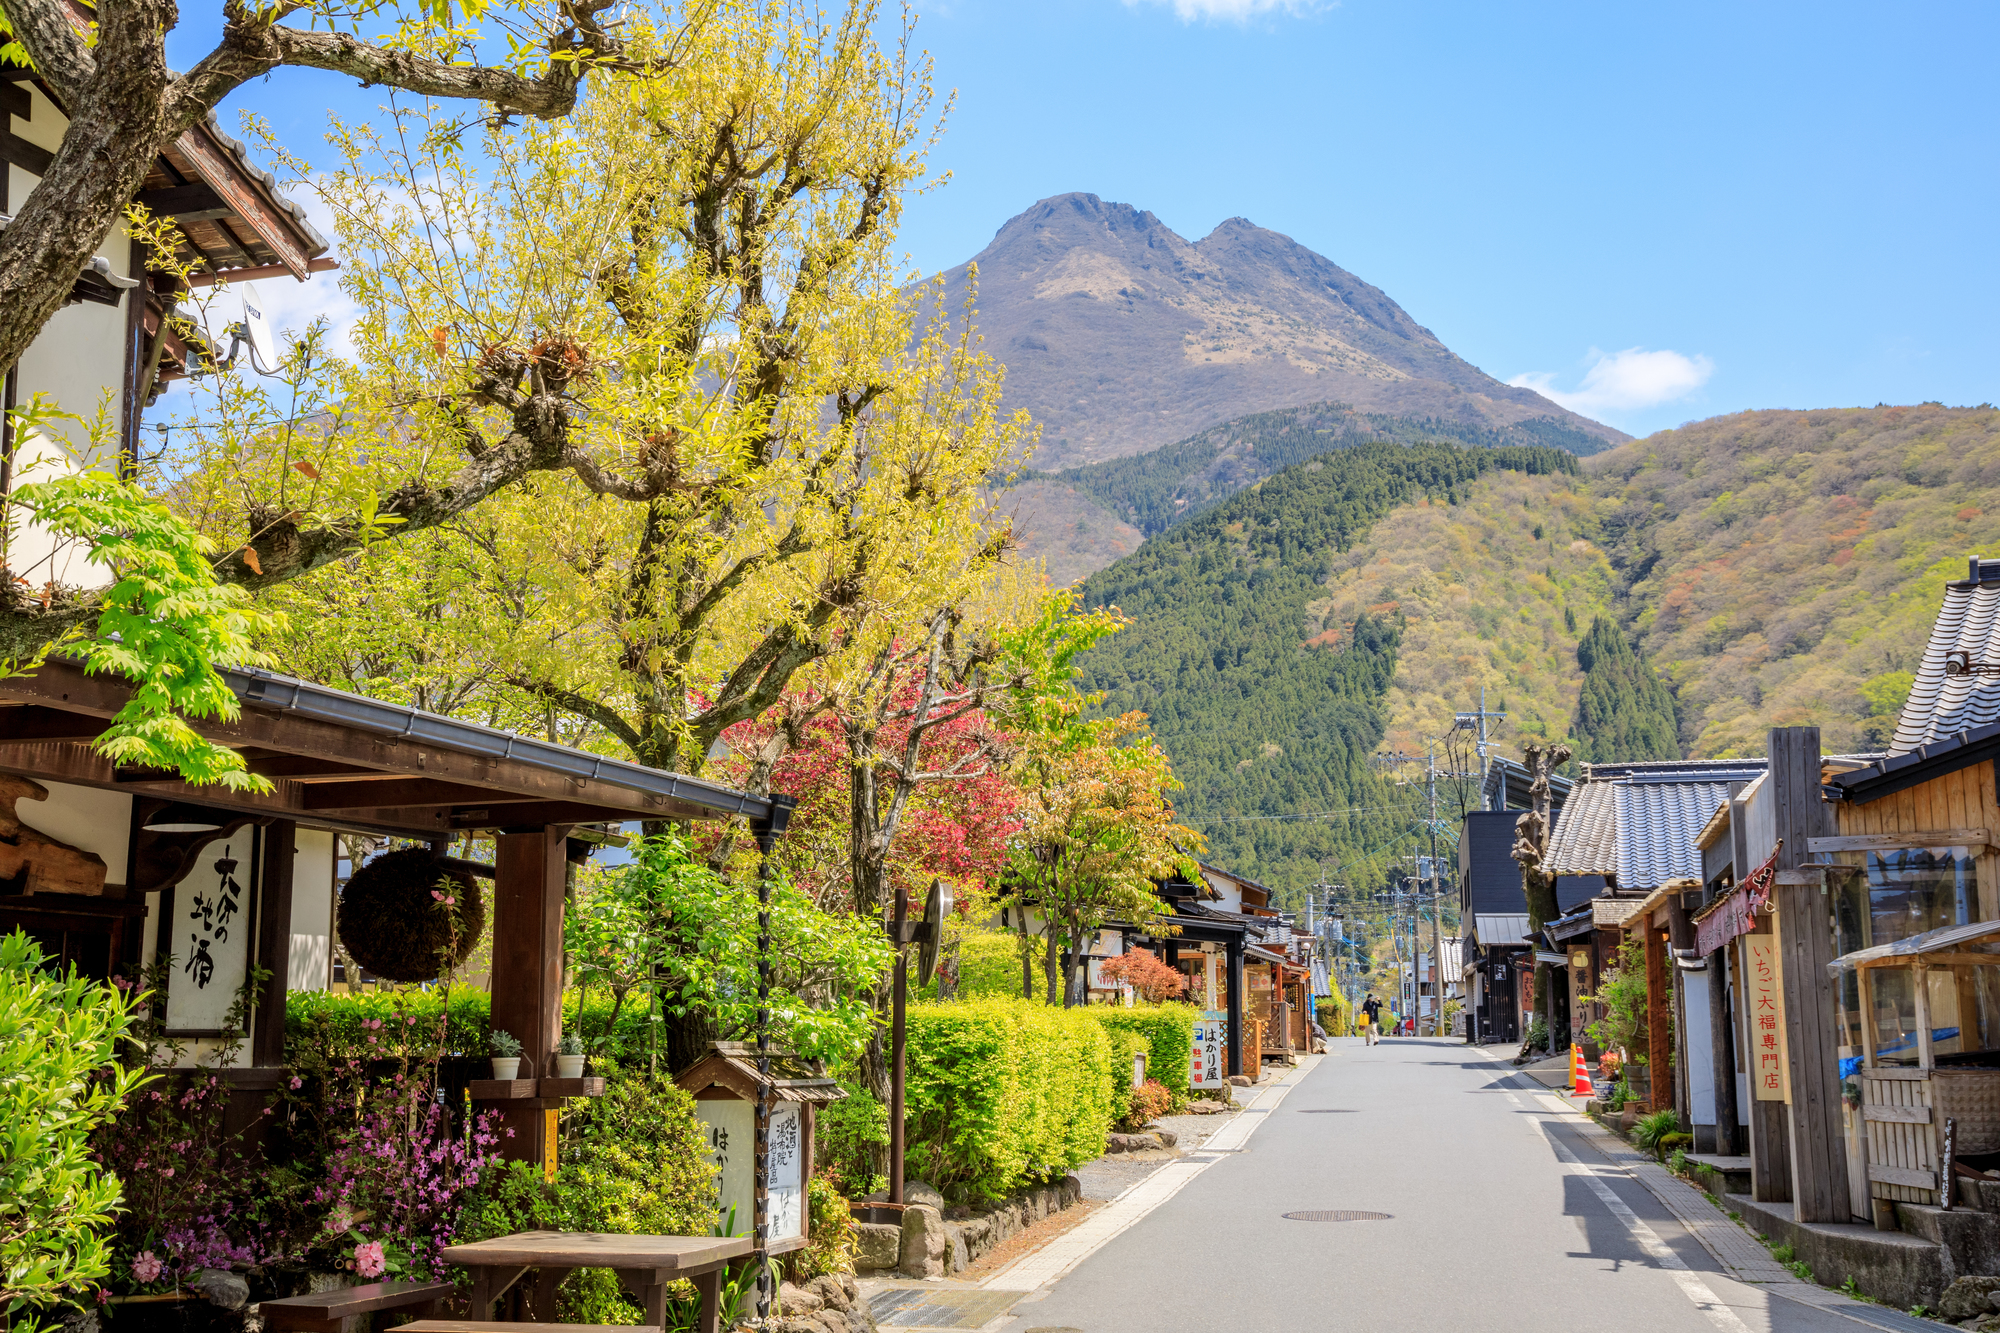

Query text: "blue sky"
[178, 1, 2000, 439]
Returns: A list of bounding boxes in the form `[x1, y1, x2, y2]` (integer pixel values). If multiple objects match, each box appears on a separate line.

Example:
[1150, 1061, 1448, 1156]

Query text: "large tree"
[0, 0, 629, 382]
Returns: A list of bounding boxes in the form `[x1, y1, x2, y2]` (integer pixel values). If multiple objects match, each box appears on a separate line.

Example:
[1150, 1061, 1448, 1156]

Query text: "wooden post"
[1666, 895, 1696, 1128]
[1710, 937, 1740, 1157]
[1226, 938, 1245, 1077]
[491, 826, 568, 1164]
[251, 820, 296, 1068]
[1771, 726, 1852, 1223]
[1645, 917, 1673, 1114]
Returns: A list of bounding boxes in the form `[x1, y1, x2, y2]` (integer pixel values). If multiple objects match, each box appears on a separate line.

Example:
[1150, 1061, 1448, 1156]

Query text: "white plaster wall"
[1200, 868, 1242, 912]
[288, 827, 337, 991]
[12, 779, 131, 887]
[6, 82, 133, 593]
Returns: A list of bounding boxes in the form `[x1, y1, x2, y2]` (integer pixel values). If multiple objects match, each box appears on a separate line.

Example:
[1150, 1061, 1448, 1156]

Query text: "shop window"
[1832, 846, 1978, 958]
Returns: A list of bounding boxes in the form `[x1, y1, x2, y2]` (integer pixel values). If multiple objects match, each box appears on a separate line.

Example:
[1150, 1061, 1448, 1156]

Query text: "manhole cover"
[1282, 1209, 1391, 1222]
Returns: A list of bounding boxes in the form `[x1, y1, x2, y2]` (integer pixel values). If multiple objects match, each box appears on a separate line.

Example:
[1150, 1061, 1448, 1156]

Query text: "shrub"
[1633, 1108, 1683, 1157]
[787, 1173, 856, 1281]
[903, 997, 1115, 1199]
[1101, 1027, 1149, 1128]
[1088, 1004, 1197, 1105]
[1120, 1079, 1173, 1131]
[814, 1085, 888, 1199]
[1095, 950, 1187, 1003]
[1, 930, 148, 1333]
[925, 928, 1032, 1000]
[1585, 938, 1651, 1064]
[461, 1070, 717, 1322]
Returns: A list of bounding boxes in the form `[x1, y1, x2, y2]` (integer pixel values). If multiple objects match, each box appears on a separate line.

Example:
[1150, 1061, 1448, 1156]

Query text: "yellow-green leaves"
[11, 463, 282, 791]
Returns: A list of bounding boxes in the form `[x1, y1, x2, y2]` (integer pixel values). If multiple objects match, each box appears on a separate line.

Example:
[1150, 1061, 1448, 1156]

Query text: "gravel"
[1071, 1103, 1245, 1201]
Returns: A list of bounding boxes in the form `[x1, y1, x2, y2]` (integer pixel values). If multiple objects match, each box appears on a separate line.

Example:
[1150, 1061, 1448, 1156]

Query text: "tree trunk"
[1044, 930, 1060, 1006]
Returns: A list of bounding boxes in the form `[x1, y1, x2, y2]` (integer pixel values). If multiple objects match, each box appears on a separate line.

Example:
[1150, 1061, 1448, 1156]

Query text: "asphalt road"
[1002, 1037, 1892, 1333]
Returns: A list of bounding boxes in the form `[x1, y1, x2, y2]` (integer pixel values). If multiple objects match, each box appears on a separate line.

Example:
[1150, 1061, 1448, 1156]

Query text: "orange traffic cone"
[1573, 1045, 1595, 1098]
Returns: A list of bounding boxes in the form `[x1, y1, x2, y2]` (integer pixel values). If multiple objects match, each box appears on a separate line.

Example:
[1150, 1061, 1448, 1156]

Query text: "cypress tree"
[1570, 616, 1679, 762]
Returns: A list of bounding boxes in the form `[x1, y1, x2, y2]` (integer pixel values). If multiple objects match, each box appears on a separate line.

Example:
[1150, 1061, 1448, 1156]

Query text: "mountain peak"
[944, 194, 1624, 470]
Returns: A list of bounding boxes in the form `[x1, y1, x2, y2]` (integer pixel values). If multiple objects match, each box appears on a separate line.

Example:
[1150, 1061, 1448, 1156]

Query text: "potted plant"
[555, 1032, 586, 1079]
[490, 1029, 523, 1080]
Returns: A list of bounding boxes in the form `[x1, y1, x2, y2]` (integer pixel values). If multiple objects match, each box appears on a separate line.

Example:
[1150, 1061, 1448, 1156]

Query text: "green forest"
[1073, 440, 1580, 906]
[1027, 400, 1610, 537]
[1569, 615, 1680, 763]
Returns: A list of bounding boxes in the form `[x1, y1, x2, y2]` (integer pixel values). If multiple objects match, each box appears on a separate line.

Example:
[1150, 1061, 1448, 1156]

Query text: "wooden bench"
[261, 1280, 458, 1333]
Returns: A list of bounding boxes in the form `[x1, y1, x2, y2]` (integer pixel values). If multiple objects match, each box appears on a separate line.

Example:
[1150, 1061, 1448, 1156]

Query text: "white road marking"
[1506, 1090, 1753, 1333]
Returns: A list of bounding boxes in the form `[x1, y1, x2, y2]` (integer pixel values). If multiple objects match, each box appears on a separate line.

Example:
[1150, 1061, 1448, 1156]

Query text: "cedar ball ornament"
[336, 847, 484, 982]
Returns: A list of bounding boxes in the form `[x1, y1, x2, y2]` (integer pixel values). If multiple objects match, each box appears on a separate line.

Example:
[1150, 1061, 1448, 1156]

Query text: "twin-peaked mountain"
[941, 192, 1625, 472]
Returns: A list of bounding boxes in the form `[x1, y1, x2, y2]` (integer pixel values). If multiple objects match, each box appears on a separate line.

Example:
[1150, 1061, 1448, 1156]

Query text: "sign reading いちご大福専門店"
[1745, 927, 1790, 1102]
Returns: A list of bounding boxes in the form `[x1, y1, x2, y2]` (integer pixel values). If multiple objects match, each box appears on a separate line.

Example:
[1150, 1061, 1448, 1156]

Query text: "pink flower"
[132, 1252, 164, 1283]
[353, 1241, 387, 1279]
[161, 1168, 175, 1179]
[289, 1076, 303, 1090]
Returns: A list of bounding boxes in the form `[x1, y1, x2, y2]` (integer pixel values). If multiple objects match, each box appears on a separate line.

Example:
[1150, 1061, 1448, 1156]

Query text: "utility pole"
[1454, 685, 1509, 772]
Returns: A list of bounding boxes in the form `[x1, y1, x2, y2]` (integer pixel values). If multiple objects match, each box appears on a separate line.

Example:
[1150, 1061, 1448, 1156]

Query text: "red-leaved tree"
[1096, 949, 1189, 1004]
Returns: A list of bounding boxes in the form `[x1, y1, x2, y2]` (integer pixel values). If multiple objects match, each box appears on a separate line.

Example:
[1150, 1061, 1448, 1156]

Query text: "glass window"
[1832, 846, 1978, 957]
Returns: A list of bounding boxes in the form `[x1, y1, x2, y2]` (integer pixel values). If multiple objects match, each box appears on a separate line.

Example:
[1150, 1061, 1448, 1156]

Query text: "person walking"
[1361, 994, 1382, 1045]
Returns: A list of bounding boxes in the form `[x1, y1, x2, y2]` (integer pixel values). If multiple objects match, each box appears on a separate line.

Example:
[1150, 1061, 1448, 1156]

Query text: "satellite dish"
[239, 282, 280, 375]
[917, 877, 952, 988]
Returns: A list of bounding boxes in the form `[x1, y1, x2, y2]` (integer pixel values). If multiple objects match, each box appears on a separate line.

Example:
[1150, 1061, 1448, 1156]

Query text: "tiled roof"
[1473, 914, 1531, 946]
[1616, 780, 1738, 888]
[1544, 759, 1766, 887]
[1481, 757, 1575, 813]
[1891, 568, 2000, 755]
[1545, 782, 1617, 876]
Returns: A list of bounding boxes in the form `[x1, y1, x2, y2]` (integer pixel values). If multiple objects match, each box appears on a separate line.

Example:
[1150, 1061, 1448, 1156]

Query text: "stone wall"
[854, 1176, 1086, 1280]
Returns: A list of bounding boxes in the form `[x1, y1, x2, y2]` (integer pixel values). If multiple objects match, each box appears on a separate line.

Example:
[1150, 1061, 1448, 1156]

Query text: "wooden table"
[441, 1233, 754, 1333]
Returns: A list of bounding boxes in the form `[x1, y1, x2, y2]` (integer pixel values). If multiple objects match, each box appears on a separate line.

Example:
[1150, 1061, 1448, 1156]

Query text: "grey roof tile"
[1891, 580, 2000, 755]
[1546, 781, 1617, 876]
[1615, 781, 1737, 887]
[1474, 913, 1530, 946]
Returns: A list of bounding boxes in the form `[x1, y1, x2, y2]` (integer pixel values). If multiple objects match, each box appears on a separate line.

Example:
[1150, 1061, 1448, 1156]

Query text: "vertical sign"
[165, 836, 253, 1033]
[697, 1100, 755, 1235]
[766, 1102, 805, 1241]
[1190, 1018, 1224, 1089]
[543, 1110, 559, 1182]
[1746, 929, 1790, 1102]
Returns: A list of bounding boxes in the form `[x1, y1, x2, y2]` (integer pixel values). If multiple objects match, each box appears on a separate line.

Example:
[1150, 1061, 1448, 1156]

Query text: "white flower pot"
[491, 1057, 522, 1080]
[555, 1054, 587, 1078]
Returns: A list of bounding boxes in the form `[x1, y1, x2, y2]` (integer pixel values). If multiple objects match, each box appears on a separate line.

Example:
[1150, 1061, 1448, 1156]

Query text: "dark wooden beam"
[252, 821, 296, 1066]
[0, 705, 114, 741]
[246, 756, 386, 780]
[299, 778, 549, 811]
[135, 182, 232, 223]
[490, 828, 569, 1163]
[0, 128, 52, 176]
[0, 81, 27, 118]
[0, 660, 679, 820]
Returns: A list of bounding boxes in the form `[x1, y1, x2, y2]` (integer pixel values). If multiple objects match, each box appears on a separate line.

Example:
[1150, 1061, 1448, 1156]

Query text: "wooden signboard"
[164, 832, 257, 1034]
[696, 1100, 806, 1243]
[1190, 1017, 1225, 1089]
[1746, 927, 1791, 1103]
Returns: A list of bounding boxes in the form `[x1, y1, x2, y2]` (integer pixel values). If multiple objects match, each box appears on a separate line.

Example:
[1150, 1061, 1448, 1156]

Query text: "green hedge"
[285, 987, 663, 1066]
[904, 997, 1114, 1200]
[1087, 1003, 1197, 1105]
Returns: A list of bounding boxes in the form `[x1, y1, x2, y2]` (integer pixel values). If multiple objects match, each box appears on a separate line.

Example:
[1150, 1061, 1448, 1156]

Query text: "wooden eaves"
[0, 656, 781, 836]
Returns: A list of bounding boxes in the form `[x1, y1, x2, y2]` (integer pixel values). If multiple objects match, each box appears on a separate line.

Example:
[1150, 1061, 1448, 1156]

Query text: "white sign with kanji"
[165, 835, 254, 1034]
[1190, 1018, 1225, 1089]
[1745, 928, 1790, 1103]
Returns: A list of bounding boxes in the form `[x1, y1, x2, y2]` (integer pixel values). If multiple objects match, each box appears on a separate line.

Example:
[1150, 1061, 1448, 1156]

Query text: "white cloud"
[1127, 0, 1320, 22]
[1509, 346, 1714, 418]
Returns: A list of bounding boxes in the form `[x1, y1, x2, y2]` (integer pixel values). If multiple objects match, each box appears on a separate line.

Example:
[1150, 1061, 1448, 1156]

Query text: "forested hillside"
[1570, 616, 1679, 762]
[1321, 404, 2000, 768]
[1034, 400, 1609, 538]
[1074, 442, 1580, 902]
[1590, 404, 2000, 756]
